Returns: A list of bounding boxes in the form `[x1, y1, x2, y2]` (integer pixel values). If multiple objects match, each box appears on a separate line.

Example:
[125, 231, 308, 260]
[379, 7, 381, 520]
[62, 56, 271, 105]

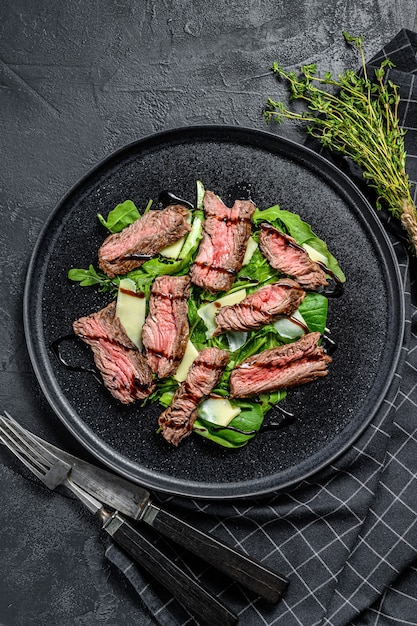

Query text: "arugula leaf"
[119, 270, 155, 295]
[98, 200, 141, 233]
[67, 265, 115, 291]
[253, 205, 346, 282]
[258, 390, 287, 411]
[235, 248, 280, 287]
[146, 378, 178, 407]
[140, 256, 190, 277]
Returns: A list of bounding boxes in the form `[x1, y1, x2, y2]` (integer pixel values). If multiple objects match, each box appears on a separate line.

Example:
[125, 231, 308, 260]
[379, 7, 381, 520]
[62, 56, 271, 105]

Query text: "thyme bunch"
[264, 32, 417, 253]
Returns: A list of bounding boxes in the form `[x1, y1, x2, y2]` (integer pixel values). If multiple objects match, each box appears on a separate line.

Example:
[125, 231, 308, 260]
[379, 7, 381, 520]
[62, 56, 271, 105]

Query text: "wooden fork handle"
[104, 512, 238, 626]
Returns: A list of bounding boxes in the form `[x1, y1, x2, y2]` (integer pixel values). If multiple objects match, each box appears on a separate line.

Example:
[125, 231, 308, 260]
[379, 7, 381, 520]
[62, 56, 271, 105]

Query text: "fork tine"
[0, 417, 51, 471]
[0, 427, 47, 482]
[1, 412, 60, 467]
[0, 414, 71, 488]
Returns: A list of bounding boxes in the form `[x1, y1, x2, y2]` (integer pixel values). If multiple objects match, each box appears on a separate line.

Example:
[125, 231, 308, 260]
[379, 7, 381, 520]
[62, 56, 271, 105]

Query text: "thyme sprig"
[264, 32, 417, 253]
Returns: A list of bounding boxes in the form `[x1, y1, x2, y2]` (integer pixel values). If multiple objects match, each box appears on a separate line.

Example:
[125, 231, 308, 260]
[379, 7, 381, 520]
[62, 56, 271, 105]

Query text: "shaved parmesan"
[242, 236, 258, 266]
[273, 309, 307, 339]
[302, 243, 327, 265]
[160, 212, 192, 259]
[226, 330, 248, 351]
[159, 236, 185, 259]
[174, 340, 199, 382]
[198, 397, 241, 427]
[116, 278, 147, 349]
[198, 289, 247, 339]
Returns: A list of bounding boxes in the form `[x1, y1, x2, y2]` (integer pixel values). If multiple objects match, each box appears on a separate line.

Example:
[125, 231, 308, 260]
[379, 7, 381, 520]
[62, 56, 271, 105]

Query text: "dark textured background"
[1, 2, 417, 624]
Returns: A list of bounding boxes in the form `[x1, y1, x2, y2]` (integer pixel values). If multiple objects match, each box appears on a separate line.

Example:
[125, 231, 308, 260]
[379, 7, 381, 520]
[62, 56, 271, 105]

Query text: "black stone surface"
[1, 2, 417, 624]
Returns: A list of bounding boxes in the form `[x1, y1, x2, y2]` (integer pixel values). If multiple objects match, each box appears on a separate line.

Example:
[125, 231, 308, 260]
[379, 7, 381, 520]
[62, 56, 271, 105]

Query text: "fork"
[0, 413, 238, 626]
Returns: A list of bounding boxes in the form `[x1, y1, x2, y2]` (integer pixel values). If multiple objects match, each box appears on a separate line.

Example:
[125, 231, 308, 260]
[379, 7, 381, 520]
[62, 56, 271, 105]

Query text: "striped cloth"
[106, 29, 417, 626]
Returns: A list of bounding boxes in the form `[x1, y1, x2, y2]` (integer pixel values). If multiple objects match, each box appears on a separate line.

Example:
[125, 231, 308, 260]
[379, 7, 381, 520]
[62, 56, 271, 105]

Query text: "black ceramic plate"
[24, 125, 404, 499]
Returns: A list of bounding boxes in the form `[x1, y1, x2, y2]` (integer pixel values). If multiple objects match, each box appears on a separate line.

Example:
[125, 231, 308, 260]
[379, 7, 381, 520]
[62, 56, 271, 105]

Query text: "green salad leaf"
[234, 248, 280, 287]
[67, 265, 114, 291]
[194, 403, 264, 448]
[298, 292, 328, 334]
[98, 199, 142, 233]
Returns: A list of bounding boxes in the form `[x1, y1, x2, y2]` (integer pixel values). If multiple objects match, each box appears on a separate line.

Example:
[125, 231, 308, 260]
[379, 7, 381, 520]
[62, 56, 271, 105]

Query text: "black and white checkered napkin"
[106, 30, 417, 626]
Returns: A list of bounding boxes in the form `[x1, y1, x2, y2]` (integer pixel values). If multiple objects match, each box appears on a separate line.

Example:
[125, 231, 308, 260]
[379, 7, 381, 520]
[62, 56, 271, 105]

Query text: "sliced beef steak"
[142, 275, 191, 379]
[258, 223, 328, 290]
[190, 190, 256, 292]
[229, 332, 331, 398]
[213, 278, 305, 335]
[73, 301, 154, 404]
[98, 205, 191, 278]
[158, 347, 230, 446]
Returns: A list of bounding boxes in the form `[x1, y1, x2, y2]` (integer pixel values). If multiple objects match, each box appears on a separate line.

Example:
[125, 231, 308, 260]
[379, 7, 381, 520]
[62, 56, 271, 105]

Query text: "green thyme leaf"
[265, 32, 417, 253]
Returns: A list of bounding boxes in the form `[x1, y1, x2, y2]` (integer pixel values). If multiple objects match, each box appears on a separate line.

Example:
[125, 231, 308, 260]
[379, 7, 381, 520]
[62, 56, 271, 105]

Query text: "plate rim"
[23, 124, 405, 499]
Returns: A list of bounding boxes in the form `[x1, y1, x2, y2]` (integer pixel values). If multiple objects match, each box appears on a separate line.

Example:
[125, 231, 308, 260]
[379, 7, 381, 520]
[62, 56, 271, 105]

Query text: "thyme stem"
[264, 32, 417, 253]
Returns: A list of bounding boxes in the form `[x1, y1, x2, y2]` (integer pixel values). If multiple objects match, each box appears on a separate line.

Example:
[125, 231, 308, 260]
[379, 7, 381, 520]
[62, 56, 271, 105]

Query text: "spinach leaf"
[194, 403, 264, 448]
[98, 200, 141, 233]
[298, 292, 328, 334]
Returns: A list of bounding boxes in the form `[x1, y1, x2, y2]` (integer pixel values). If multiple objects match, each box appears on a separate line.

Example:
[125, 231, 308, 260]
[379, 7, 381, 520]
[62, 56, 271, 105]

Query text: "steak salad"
[68, 182, 345, 448]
